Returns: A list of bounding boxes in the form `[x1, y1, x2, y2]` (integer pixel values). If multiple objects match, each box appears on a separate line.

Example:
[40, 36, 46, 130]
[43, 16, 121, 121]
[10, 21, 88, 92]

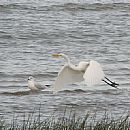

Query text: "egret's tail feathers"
[102, 77, 119, 88]
[83, 60, 105, 86]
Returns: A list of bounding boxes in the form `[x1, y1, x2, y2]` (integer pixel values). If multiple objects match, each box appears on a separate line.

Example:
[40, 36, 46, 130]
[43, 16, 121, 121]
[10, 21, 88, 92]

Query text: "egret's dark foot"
[110, 82, 119, 88]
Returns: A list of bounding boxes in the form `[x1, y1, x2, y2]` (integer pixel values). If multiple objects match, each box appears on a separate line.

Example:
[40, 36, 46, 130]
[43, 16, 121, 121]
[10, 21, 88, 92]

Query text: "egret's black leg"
[102, 77, 119, 89]
[105, 77, 119, 86]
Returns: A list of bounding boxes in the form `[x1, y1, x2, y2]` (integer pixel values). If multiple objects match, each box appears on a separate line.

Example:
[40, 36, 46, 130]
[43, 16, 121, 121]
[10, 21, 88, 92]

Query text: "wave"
[46, 3, 130, 12]
[0, 89, 53, 96]
[0, 3, 36, 11]
[0, 72, 57, 79]
[0, 86, 129, 97]
[58, 88, 130, 95]
[0, 90, 31, 96]
[0, 2, 130, 12]
[59, 89, 87, 93]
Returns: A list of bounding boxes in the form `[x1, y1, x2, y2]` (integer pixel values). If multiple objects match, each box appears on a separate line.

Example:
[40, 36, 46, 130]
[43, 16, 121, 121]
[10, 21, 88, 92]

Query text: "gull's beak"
[52, 53, 62, 58]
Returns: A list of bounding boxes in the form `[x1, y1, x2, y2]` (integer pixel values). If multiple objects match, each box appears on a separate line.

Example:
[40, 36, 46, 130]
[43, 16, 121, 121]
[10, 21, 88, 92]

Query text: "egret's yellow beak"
[52, 53, 62, 58]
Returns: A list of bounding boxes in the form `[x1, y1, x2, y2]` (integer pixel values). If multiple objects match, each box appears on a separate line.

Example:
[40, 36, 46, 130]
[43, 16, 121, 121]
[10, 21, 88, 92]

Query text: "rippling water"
[0, 0, 130, 123]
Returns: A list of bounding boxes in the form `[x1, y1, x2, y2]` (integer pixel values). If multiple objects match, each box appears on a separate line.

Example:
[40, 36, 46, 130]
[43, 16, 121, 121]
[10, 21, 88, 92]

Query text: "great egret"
[28, 76, 48, 91]
[52, 53, 119, 93]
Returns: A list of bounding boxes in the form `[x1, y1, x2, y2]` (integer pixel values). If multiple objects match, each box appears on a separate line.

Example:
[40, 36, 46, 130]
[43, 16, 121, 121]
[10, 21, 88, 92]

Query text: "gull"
[28, 76, 48, 91]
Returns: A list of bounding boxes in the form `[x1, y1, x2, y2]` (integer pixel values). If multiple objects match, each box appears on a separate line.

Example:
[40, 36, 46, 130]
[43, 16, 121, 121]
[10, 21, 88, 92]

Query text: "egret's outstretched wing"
[83, 60, 105, 86]
[53, 64, 84, 93]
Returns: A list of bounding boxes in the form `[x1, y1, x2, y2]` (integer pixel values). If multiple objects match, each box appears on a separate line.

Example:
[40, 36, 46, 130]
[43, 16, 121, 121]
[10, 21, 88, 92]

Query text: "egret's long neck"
[61, 54, 87, 71]
[62, 54, 75, 68]
[62, 54, 71, 64]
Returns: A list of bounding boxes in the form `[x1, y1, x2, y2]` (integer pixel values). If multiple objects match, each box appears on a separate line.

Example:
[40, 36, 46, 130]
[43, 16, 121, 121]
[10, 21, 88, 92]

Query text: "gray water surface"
[0, 0, 130, 122]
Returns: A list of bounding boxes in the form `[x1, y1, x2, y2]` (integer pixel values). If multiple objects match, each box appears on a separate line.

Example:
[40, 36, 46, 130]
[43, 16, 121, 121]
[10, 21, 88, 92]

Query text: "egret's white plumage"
[28, 76, 47, 91]
[52, 53, 105, 93]
[83, 60, 105, 85]
[53, 64, 84, 93]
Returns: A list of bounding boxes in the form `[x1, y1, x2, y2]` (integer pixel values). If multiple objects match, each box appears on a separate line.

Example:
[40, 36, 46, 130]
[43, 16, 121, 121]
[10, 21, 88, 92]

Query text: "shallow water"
[0, 0, 130, 123]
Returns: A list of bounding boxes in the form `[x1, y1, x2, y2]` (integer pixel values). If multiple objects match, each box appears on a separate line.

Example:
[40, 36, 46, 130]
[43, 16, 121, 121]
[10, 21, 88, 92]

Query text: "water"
[0, 0, 130, 123]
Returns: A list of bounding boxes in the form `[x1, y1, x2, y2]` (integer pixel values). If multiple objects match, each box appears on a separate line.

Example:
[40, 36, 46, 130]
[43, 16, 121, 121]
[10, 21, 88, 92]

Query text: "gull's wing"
[35, 83, 47, 90]
[53, 64, 84, 93]
[83, 60, 105, 86]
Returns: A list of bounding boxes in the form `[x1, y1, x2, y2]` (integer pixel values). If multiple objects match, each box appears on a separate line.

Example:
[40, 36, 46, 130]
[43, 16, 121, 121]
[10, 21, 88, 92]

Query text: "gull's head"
[52, 53, 63, 58]
[28, 76, 34, 81]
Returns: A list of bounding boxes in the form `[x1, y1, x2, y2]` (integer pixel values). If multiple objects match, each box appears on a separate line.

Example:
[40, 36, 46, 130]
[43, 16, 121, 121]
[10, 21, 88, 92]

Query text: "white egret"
[28, 76, 48, 91]
[52, 53, 119, 93]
